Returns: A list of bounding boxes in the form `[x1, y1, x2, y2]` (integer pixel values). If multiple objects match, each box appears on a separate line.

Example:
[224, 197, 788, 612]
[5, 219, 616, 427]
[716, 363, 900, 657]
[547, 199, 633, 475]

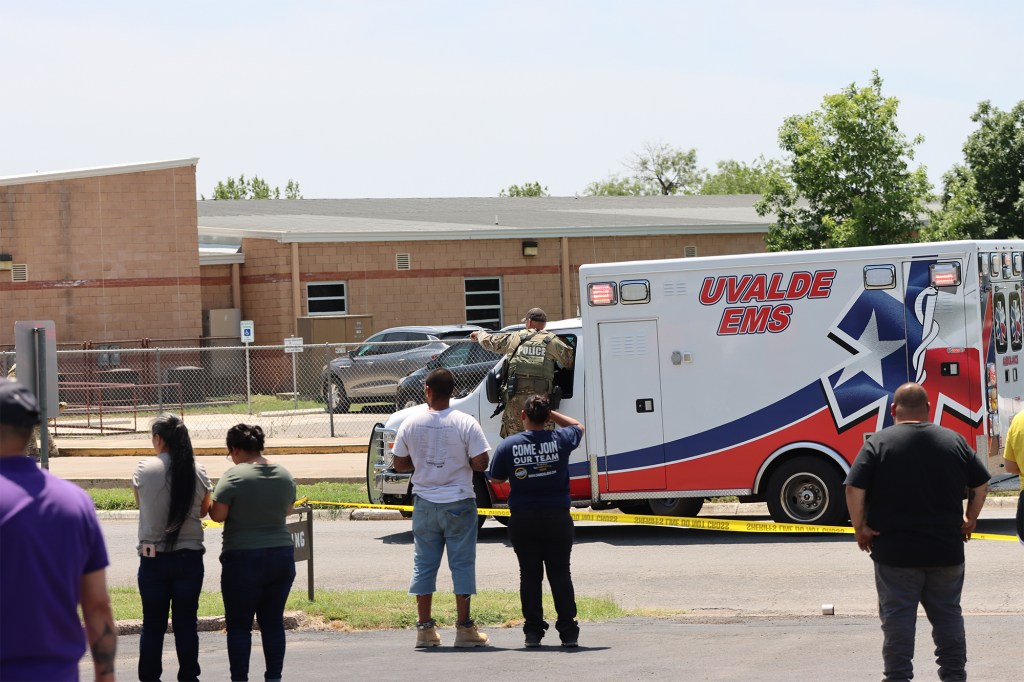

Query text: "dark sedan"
[395, 341, 503, 409]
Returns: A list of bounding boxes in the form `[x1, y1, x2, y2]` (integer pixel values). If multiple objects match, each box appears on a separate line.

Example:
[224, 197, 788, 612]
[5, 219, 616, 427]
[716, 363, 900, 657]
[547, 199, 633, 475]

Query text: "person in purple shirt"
[489, 394, 585, 649]
[0, 379, 117, 681]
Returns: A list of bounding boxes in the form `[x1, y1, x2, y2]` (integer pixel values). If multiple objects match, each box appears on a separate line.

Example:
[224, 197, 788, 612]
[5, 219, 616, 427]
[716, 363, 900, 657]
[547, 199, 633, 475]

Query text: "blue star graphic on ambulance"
[820, 260, 981, 433]
[821, 262, 940, 432]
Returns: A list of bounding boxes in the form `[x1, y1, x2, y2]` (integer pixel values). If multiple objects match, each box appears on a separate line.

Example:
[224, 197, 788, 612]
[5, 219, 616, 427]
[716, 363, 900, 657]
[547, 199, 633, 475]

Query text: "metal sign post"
[286, 505, 315, 601]
[14, 321, 58, 469]
[283, 337, 303, 409]
[240, 321, 254, 415]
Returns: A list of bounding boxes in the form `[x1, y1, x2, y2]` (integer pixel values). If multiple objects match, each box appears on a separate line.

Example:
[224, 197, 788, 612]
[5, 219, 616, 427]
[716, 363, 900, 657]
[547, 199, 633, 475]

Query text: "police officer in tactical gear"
[470, 308, 575, 438]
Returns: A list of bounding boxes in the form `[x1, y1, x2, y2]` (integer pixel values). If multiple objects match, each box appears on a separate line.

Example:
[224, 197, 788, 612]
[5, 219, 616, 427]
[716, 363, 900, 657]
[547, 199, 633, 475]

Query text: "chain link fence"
[0, 339, 500, 441]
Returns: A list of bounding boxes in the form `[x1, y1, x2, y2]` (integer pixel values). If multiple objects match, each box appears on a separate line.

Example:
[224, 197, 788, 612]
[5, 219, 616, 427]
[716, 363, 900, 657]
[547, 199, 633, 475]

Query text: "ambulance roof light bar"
[588, 282, 617, 306]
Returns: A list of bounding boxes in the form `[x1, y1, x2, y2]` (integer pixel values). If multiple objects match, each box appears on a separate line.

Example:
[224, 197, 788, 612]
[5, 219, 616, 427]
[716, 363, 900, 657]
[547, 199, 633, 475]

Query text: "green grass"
[89, 482, 370, 511]
[89, 488, 138, 510]
[184, 394, 324, 415]
[296, 482, 367, 507]
[108, 587, 625, 629]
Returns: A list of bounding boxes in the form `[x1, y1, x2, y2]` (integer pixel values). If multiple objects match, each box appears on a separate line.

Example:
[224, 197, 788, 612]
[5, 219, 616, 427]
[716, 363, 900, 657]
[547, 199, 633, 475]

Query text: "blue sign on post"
[240, 320, 255, 344]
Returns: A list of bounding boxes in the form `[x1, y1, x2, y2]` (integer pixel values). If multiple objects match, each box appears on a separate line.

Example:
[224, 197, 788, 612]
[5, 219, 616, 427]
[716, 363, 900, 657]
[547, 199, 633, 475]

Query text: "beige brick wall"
[234, 232, 767, 340]
[200, 264, 234, 311]
[0, 165, 201, 346]
[0, 169, 767, 350]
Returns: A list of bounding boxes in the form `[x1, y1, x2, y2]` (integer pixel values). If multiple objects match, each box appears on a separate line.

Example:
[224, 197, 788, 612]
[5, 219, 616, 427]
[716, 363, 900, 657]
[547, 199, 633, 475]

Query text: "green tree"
[699, 156, 786, 195]
[920, 165, 988, 241]
[956, 100, 1023, 239]
[630, 142, 705, 195]
[756, 71, 932, 251]
[584, 142, 706, 196]
[285, 179, 303, 200]
[499, 181, 549, 197]
[583, 174, 646, 196]
[209, 175, 303, 200]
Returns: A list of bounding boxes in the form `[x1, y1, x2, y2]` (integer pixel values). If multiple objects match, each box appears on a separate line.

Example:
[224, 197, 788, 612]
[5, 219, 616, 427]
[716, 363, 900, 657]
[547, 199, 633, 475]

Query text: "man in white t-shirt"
[392, 367, 491, 649]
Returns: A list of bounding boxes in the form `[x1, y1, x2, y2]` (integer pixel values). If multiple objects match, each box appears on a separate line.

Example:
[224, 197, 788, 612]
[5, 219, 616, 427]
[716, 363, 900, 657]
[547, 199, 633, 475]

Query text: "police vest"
[508, 331, 556, 386]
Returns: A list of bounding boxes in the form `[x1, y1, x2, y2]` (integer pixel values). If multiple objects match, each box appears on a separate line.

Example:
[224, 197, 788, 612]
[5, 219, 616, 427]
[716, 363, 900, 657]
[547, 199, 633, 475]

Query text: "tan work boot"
[454, 620, 489, 648]
[415, 620, 441, 648]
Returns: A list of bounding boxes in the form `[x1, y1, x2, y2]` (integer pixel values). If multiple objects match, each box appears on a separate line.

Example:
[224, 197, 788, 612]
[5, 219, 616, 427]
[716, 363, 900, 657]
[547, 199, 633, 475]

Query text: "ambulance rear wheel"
[646, 497, 704, 517]
[765, 457, 847, 525]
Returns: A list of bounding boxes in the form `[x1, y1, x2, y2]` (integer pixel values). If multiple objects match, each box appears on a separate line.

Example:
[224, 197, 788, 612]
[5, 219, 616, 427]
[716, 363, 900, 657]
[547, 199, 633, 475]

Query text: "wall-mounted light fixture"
[0, 253, 12, 271]
[522, 240, 538, 257]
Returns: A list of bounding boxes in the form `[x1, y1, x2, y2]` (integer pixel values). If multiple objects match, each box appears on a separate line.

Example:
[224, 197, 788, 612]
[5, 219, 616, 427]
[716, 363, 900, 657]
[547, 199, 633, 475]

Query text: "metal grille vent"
[395, 253, 411, 270]
[684, 245, 697, 258]
[663, 280, 687, 296]
[609, 334, 647, 357]
[11, 264, 27, 282]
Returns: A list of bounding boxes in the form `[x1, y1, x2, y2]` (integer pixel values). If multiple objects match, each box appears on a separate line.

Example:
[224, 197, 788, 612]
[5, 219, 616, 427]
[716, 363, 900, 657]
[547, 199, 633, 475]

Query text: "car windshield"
[436, 343, 473, 368]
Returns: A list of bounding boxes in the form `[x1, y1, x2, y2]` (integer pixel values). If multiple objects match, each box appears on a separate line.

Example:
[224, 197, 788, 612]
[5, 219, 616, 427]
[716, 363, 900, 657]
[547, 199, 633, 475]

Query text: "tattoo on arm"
[90, 622, 117, 677]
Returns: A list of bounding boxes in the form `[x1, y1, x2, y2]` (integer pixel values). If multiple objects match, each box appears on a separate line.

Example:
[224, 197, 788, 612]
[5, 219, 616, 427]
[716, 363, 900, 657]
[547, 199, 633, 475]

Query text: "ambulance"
[368, 240, 1024, 525]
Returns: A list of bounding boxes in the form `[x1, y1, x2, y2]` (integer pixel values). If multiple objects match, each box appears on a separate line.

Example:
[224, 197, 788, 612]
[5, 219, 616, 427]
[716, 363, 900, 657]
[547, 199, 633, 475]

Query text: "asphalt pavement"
[43, 434, 1024, 681]
[83, 615, 1022, 681]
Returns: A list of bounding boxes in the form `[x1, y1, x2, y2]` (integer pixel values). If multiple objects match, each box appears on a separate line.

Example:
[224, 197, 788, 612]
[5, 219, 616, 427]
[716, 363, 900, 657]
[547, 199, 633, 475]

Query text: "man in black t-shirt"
[845, 382, 989, 682]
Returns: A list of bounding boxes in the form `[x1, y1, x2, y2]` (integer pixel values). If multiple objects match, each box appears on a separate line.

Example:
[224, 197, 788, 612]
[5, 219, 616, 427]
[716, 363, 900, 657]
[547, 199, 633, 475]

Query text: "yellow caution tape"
[296, 500, 1018, 542]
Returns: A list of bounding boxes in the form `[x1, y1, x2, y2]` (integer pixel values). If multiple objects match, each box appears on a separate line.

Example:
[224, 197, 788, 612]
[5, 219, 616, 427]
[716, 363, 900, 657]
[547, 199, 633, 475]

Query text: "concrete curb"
[93, 497, 1017, 521]
[116, 612, 306, 635]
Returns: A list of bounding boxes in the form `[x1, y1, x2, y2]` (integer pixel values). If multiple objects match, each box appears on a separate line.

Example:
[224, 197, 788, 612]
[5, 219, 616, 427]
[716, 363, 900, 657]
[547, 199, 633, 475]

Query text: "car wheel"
[765, 456, 847, 525]
[646, 497, 704, 517]
[327, 378, 350, 413]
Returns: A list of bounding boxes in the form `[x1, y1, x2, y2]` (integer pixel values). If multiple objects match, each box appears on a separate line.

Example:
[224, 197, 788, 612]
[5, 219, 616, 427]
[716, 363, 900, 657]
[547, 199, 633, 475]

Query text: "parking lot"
[91, 505, 1023, 681]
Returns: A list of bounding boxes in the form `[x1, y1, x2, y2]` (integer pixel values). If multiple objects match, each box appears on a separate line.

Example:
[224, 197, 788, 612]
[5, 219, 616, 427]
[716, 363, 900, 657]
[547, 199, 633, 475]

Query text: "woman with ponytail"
[210, 423, 296, 682]
[488, 395, 585, 649]
[133, 414, 212, 682]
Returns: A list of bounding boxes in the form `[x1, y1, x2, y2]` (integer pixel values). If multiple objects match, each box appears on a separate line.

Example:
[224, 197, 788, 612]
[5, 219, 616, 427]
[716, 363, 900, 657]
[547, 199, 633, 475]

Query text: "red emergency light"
[588, 282, 617, 306]
[929, 263, 961, 287]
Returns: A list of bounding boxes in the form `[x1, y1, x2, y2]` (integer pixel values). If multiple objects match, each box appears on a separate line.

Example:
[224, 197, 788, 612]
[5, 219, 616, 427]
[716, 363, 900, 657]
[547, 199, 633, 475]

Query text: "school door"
[598, 320, 666, 492]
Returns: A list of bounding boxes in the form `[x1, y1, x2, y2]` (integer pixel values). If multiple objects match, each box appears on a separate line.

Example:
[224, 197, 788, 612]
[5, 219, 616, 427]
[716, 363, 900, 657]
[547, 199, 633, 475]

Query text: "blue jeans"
[409, 496, 478, 596]
[874, 562, 967, 682]
[220, 546, 296, 682]
[137, 549, 205, 682]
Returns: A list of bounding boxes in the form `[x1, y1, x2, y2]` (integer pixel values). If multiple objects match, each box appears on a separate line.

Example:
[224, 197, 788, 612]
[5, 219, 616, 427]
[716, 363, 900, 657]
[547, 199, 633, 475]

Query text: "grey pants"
[873, 562, 967, 682]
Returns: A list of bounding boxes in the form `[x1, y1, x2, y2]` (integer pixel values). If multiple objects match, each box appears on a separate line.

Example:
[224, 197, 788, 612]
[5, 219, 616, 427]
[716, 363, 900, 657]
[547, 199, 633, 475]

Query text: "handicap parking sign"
[240, 320, 255, 344]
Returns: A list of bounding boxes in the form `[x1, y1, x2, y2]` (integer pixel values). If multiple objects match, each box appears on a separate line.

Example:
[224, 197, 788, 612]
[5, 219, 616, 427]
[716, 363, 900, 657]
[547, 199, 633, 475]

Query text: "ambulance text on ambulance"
[699, 270, 836, 336]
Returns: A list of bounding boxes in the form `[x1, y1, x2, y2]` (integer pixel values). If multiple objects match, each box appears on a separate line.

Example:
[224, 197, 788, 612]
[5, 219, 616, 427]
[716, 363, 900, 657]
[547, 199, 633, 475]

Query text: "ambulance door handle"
[636, 399, 655, 413]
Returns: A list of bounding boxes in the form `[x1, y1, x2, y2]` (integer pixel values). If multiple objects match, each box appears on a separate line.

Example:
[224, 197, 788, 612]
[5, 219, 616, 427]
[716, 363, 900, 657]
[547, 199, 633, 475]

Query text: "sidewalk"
[54, 436, 366, 457]
[49, 438, 369, 487]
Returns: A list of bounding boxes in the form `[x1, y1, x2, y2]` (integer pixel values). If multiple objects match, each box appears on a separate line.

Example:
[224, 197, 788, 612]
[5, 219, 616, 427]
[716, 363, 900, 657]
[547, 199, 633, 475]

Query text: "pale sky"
[3, 1, 1021, 199]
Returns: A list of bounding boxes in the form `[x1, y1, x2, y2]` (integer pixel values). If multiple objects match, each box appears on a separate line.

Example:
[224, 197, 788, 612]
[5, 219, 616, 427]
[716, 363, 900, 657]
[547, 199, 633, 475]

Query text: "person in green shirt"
[210, 423, 296, 682]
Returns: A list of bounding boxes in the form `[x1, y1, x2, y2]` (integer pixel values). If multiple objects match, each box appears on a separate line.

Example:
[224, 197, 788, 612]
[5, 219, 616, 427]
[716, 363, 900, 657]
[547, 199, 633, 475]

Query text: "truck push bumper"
[382, 471, 413, 496]
[369, 424, 411, 501]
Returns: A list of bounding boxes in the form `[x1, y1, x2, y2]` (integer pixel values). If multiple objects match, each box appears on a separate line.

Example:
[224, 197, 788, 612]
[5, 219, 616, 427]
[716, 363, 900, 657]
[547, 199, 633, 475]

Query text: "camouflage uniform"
[6, 364, 59, 459]
[477, 328, 575, 438]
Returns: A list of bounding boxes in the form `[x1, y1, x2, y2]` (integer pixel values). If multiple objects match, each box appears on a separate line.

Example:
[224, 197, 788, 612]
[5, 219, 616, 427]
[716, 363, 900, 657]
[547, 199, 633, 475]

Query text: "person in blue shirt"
[489, 394, 585, 649]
